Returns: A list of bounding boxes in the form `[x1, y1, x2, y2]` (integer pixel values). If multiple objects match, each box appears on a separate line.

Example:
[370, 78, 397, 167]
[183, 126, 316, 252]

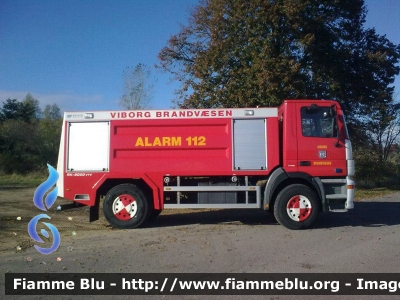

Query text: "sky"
[0, 0, 399, 113]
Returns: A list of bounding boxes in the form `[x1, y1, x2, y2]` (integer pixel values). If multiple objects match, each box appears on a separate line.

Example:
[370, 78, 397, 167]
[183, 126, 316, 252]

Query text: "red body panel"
[280, 100, 348, 177]
[279, 102, 298, 173]
[111, 118, 233, 175]
[63, 173, 106, 205]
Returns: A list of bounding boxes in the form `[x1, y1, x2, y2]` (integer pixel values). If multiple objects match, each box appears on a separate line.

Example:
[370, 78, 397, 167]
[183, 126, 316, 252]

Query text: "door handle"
[300, 161, 311, 166]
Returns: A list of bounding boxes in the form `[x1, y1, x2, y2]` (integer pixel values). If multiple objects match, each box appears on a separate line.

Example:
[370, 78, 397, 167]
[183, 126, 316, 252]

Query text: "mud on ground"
[0, 187, 255, 255]
[0, 187, 113, 254]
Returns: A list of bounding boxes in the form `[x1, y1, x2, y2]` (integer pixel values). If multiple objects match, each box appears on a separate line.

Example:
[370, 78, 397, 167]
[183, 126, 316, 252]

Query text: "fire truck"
[56, 100, 355, 230]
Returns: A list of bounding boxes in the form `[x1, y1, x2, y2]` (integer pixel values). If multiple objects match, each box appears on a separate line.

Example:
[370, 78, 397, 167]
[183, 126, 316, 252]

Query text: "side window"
[301, 106, 337, 138]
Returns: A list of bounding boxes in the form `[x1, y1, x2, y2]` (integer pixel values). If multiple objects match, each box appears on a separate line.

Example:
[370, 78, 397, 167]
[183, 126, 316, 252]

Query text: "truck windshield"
[301, 106, 338, 138]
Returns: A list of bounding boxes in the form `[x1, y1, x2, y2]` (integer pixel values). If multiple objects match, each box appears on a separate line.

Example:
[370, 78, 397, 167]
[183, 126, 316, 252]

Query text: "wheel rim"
[286, 195, 312, 222]
[112, 194, 138, 220]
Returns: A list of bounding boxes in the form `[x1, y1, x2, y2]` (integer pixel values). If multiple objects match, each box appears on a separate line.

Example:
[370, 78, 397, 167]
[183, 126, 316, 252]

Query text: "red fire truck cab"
[57, 100, 355, 230]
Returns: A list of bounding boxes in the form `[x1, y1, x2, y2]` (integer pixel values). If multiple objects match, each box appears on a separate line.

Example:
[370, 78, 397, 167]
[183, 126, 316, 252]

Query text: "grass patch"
[355, 186, 400, 201]
[0, 173, 47, 187]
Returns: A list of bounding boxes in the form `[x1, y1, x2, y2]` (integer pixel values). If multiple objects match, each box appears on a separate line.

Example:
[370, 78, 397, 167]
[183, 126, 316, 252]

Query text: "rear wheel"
[103, 184, 149, 229]
[273, 184, 319, 230]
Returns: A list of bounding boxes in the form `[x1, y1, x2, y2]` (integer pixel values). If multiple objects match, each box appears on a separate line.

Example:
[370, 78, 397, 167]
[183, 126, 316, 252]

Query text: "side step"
[329, 208, 348, 213]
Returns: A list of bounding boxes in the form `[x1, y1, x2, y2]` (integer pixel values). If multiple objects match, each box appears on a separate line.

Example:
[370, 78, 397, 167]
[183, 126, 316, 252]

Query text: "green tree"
[120, 63, 155, 110]
[158, 0, 400, 112]
[0, 99, 19, 121]
[39, 104, 62, 167]
[0, 95, 62, 174]
[0, 119, 42, 174]
[0, 93, 41, 123]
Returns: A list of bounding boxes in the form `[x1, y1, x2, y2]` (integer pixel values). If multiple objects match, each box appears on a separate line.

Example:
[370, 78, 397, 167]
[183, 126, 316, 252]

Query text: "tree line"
[0, 94, 61, 174]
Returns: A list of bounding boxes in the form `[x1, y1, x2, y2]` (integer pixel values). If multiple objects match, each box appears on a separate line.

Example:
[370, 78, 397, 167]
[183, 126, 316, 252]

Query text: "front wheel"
[273, 184, 319, 230]
[103, 184, 149, 229]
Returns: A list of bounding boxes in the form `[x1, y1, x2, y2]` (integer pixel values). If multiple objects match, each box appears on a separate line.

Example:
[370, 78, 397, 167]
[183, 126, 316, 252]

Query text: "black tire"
[273, 184, 319, 230]
[103, 184, 149, 229]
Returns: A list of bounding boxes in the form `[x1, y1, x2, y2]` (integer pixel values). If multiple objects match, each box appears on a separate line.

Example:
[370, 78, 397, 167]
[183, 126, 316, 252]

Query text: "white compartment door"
[233, 119, 267, 170]
[67, 122, 110, 171]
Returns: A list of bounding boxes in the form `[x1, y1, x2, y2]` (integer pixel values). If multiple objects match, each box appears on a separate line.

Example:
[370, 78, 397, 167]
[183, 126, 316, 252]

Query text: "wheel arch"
[264, 169, 324, 212]
[98, 178, 153, 199]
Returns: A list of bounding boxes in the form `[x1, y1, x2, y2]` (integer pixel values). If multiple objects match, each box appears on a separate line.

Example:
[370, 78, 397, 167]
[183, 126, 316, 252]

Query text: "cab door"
[296, 104, 346, 177]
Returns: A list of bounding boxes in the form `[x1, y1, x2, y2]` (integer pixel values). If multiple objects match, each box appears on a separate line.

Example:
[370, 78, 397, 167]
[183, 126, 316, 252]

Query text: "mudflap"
[89, 203, 99, 222]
